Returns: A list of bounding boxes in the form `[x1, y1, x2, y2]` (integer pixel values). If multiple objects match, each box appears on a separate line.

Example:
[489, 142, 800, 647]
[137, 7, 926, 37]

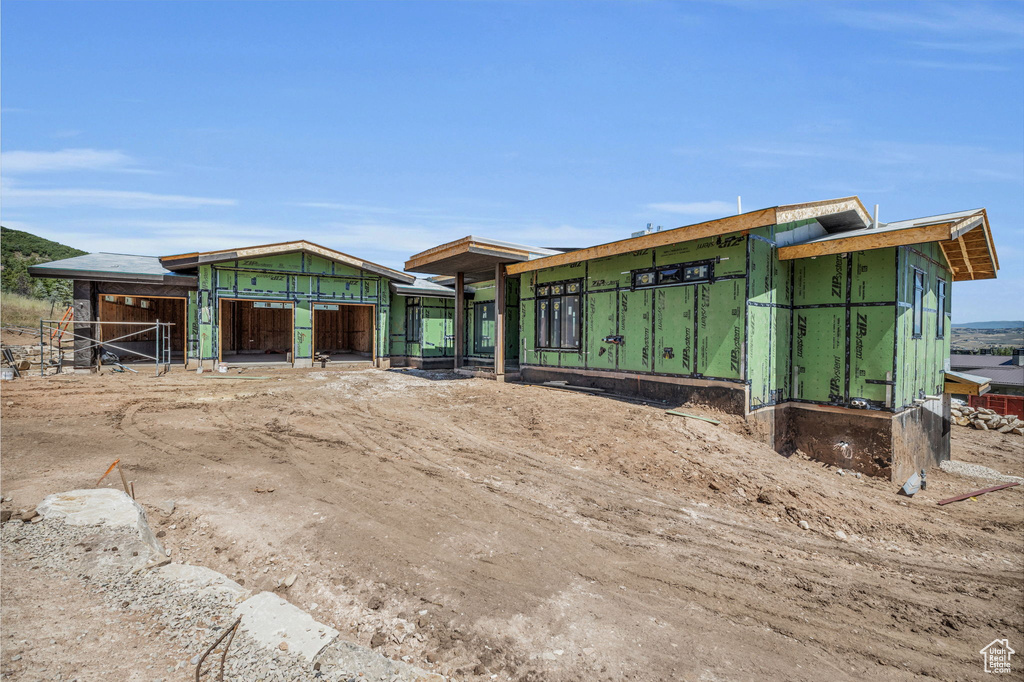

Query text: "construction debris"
[936, 482, 1021, 506]
[665, 410, 721, 425]
[951, 404, 1023, 435]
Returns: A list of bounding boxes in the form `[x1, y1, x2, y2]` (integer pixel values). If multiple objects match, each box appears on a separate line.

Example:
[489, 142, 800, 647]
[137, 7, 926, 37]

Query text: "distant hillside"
[952, 321, 1024, 330]
[0, 226, 86, 303]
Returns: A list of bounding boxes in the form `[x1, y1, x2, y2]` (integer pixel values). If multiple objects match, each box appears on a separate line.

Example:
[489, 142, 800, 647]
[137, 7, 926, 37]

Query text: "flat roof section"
[404, 236, 561, 283]
[28, 253, 198, 286]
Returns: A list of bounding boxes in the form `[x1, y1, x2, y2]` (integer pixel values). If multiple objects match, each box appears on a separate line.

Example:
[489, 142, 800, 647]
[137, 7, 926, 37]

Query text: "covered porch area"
[405, 237, 560, 379]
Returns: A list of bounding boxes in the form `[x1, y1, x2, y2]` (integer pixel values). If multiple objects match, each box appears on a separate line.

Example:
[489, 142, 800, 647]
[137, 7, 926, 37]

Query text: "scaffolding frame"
[39, 319, 175, 377]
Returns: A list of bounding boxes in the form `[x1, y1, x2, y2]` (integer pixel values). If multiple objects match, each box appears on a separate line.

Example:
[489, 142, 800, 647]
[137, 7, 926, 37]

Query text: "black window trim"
[405, 297, 421, 343]
[936, 279, 946, 339]
[912, 268, 925, 340]
[535, 278, 583, 351]
[632, 259, 714, 290]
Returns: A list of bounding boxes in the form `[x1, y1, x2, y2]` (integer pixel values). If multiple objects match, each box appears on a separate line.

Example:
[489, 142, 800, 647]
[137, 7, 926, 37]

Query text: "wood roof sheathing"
[160, 240, 414, 283]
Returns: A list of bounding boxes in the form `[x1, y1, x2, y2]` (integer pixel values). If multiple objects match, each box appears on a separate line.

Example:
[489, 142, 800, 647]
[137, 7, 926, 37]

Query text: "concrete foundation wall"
[891, 396, 950, 484]
[519, 366, 748, 414]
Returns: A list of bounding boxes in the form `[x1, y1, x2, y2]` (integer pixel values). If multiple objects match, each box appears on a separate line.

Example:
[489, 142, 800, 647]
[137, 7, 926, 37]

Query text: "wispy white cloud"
[732, 140, 1023, 183]
[1, 187, 237, 209]
[645, 200, 736, 215]
[904, 59, 1009, 72]
[293, 201, 399, 213]
[832, 4, 1024, 39]
[2, 148, 144, 174]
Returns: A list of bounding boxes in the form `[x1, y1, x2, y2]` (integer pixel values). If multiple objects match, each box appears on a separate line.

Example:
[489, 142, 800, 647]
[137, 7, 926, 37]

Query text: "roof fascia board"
[164, 241, 414, 283]
[404, 240, 533, 273]
[506, 207, 779, 275]
[777, 222, 953, 261]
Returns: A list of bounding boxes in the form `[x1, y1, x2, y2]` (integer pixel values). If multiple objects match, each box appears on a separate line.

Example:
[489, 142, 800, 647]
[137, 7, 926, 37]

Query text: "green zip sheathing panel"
[894, 243, 950, 410]
[389, 295, 454, 361]
[653, 285, 694, 375]
[195, 254, 392, 364]
[785, 247, 900, 409]
[519, 234, 748, 382]
[462, 278, 520, 363]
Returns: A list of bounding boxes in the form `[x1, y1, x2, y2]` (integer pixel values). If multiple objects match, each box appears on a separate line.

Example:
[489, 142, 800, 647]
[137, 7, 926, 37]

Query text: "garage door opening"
[313, 303, 374, 363]
[97, 295, 186, 364]
[219, 299, 294, 365]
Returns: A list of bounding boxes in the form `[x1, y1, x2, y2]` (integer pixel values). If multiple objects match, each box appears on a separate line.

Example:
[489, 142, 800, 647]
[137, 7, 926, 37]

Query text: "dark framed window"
[473, 301, 495, 354]
[536, 280, 582, 350]
[912, 270, 924, 338]
[936, 280, 946, 339]
[405, 297, 421, 343]
[633, 260, 712, 289]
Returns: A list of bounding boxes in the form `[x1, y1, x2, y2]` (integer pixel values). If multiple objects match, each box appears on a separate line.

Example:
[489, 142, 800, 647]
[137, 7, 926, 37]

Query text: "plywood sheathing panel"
[314, 305, 374, 355]
[98, 296, 186, 352]
[221, 300, 293, 354]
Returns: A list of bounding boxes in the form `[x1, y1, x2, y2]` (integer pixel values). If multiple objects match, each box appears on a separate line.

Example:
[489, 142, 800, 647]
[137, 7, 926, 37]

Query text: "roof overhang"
[504, 197, 871, 276]
[160, 240, 414, 284]
[405, 237, 561, 283]
[389, 280, 457, 299]
[27, 265, 197, 287]
[944, 370, 991, 396]
[777, 209, 998, 281]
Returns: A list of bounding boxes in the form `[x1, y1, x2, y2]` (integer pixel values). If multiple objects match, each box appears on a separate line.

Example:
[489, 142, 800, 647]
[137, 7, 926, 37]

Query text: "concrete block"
[234, 591, 339, 662]
[36, 488, 166, 569]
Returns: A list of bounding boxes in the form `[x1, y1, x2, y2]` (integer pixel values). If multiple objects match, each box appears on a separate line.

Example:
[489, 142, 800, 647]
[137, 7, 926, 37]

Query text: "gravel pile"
[1, 517, 420, 682]
[938, 459, 1024, 484]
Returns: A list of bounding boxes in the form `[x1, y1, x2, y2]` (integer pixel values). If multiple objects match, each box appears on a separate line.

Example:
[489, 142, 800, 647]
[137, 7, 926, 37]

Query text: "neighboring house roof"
[972, 366, 1024, 387]
[503, 196, 873, 276]
[777, 208, 997, 281]
[160, 240, 414, 283]
[390, 277, 457, 299]
[27, 253, 197, 286]
[950, 354, 1015, 369]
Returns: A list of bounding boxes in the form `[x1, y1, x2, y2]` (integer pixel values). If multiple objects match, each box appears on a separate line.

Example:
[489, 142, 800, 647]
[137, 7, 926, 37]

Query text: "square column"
[494, 263, 505, 376]
[72, 280, 96, 371]
[454, 271, 465, 368]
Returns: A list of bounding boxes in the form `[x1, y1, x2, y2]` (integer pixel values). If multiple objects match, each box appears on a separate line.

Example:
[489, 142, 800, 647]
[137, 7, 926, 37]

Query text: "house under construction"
[31, 196, 999, 480]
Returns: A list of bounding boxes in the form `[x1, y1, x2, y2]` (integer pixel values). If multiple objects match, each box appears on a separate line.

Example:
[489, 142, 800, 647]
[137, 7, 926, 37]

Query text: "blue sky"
[1, 1, 1021, 322]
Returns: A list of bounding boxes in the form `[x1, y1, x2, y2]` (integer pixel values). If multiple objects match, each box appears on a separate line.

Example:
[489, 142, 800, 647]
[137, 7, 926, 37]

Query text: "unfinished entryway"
[219, 299, 294, 365]
[97, 295, 186, 363]
[313, 303, 374, 363]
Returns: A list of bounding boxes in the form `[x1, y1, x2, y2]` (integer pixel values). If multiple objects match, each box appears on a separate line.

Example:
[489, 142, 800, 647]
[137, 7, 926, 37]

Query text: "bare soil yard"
[1, 367, 1022, 681]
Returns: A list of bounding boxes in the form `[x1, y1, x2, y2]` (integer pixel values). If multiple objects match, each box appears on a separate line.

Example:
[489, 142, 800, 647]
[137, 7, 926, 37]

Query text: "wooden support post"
[454, 271, 465, 369]
[494, 263, 506, 376]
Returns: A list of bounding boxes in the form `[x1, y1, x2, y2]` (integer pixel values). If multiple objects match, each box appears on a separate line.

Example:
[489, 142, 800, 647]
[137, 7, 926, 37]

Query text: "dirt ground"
[1, 366, 1022, 681]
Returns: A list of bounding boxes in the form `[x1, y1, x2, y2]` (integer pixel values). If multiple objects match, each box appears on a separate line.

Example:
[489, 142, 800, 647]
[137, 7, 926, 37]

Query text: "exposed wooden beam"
[507, 207, 778, 275]
[957, 236, 974, 279]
